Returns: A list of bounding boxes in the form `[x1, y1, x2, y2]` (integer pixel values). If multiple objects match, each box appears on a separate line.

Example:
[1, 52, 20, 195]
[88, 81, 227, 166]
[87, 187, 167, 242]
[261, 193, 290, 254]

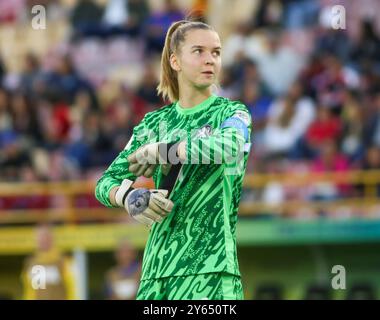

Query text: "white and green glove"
[115, 179, 174, 227]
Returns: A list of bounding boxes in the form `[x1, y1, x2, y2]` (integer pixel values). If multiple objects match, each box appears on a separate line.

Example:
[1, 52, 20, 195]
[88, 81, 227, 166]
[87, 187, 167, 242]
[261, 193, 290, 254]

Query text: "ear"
[170, 53, 181, 72]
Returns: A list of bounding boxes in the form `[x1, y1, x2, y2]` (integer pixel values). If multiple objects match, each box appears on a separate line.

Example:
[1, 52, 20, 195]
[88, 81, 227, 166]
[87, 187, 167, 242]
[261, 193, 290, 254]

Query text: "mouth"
[202, 71, 214, 75]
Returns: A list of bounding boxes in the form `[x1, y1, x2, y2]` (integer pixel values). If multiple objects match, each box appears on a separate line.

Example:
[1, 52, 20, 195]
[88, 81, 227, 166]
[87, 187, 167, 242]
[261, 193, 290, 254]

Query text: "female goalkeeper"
[95, 18, 252, 300]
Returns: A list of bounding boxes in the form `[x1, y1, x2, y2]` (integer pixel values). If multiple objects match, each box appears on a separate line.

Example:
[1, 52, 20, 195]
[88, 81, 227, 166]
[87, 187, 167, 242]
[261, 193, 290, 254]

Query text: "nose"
[204, 52, 215, 65]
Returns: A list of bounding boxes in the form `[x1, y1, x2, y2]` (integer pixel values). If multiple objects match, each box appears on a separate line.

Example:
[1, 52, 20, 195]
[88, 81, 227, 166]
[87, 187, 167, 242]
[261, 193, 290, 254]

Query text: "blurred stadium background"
[1, 0, 380, 300]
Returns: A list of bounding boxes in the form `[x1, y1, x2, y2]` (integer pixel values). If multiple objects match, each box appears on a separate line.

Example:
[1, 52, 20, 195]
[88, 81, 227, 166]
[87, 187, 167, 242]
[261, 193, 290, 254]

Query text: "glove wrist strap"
[115, 179, 134, 207]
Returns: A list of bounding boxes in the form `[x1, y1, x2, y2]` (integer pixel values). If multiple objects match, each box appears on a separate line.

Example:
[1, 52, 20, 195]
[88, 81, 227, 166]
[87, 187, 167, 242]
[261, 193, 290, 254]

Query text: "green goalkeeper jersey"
[95, 94, 252, 280]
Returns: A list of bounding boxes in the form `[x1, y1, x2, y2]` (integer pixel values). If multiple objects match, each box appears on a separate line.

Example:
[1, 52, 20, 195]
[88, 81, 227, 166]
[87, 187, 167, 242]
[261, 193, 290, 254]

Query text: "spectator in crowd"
[42, 54, 97, 106]
[255, 30, 306, 96]
[263, 81, 315, 158]
[263, 97, 296, 158]
[315, 26, 352, 64]
[126, 0, 150, 32]
[359, 145, 380, 197]
[363, 92, 380, 148]
[10, 91, 41, 143]
[102, 0, 129, 29]
[305, 105, 342, 158]
[310, 139, 352, 200]
[0, 130, 31, 181]
[106, 0, 150, 38]
[283, 0, 320, 30]
[21, 224, 77, 300]
[350, 19, 380, 73]
[221, 22, 257, 68]
[340, 90, 364, 163]
[18, 53, 43, 99]
[101, 0, 150, 38]
[241, 80, 272, 131]
[70, 0, 104, 39]
[104, 239, 141, 300]
[142, 0, 184, 56]
[313, 53, 360, 115]
[251, 0, 284, 30]
[136, 63, 162, 108]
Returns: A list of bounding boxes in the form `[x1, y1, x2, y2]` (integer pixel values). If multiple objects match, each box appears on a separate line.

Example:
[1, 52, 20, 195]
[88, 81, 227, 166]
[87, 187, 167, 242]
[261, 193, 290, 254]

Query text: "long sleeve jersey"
[95, 94, 252, 280]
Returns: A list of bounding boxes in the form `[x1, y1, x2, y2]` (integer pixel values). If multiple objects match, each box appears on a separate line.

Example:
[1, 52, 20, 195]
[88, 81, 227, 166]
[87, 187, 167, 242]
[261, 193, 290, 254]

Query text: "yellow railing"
[0, 170, 379, 224]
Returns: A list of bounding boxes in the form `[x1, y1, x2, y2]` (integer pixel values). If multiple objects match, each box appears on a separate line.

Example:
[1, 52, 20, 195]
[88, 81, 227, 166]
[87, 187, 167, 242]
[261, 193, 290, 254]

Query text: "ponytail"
[157, 21, 187, 103]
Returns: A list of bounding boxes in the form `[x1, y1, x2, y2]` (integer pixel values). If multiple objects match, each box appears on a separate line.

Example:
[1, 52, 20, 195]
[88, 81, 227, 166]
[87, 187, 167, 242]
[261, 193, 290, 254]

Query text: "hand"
[127, 143, 160, 178]
[124, 188, 174, 227]
[127, 142, 182, 177]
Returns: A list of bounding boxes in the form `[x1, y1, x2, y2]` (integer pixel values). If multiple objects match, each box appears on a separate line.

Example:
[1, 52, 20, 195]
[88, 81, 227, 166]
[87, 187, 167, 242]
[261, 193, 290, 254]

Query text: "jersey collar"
[175, 94, 218, 116]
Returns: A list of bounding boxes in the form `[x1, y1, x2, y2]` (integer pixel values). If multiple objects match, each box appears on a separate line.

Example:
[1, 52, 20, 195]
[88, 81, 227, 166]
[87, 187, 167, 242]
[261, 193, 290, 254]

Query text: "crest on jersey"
[195, 124, 213, 138]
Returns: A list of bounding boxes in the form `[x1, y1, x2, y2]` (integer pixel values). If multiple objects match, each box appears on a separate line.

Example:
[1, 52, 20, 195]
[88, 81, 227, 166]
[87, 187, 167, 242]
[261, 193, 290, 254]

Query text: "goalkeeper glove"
[115, 179, 174, 227]
[127, 142, 182, 177]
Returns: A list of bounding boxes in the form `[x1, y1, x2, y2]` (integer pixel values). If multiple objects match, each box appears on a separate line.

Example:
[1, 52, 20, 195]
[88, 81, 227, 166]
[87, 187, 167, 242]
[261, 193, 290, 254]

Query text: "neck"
[178, 82, 213, 108]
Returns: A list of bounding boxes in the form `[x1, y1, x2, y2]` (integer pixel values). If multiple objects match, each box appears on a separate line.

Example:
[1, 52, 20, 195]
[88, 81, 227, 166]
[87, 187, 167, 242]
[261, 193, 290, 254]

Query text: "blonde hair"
[157, 19, 215, 103]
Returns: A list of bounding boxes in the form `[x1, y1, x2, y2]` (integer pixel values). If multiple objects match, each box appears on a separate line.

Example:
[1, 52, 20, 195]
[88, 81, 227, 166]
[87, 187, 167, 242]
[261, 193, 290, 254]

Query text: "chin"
[195, 81, 214, 90]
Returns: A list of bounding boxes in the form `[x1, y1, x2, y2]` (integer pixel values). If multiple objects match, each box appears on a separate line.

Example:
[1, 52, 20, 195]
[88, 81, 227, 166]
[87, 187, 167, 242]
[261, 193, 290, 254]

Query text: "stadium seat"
[346, 283, 376, 300]
[254, 283, 284, 300]
[304, 284, 332, 300]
